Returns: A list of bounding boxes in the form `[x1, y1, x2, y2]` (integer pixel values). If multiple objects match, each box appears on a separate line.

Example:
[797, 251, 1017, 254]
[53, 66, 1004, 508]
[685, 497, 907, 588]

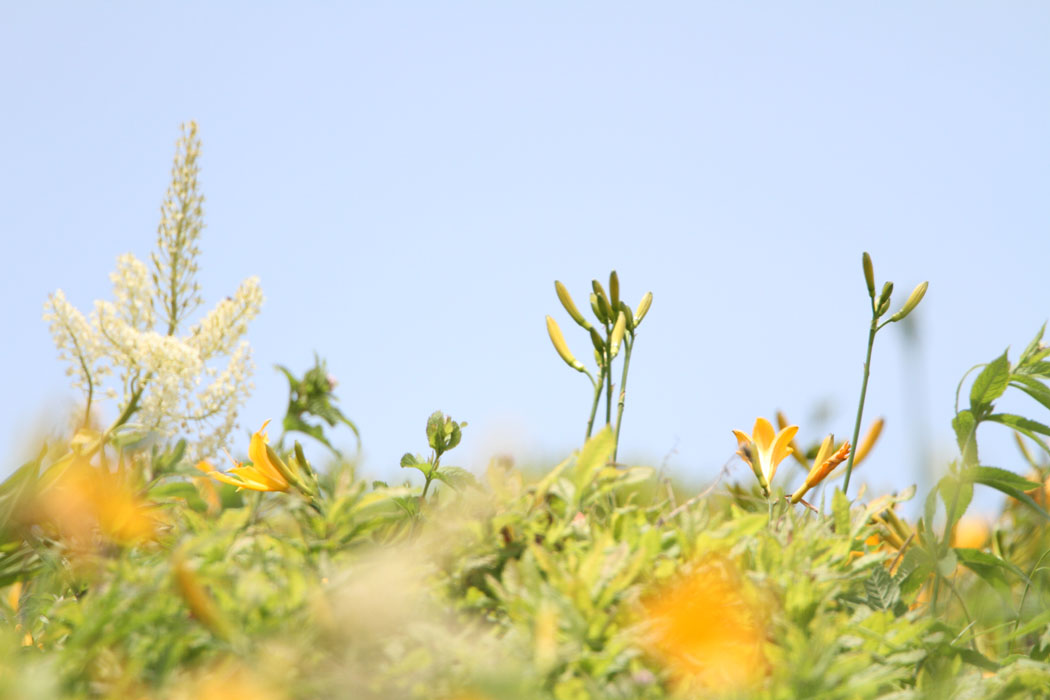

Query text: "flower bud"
[619, 301, 635, 333]
[876, 281, 894, 317]
[546, 316, 586, 372]
[608, 270, 620, 309]
[555, 281, 592, 331]
[888, 281, 928, 323]
[589, 326, 605, 354]
[592, 281, 612, 321]
[862, 252, 876, 299]
[634, 291, 653, 326]
[590, 293, 608, 324]
[609, 311, 627, 358]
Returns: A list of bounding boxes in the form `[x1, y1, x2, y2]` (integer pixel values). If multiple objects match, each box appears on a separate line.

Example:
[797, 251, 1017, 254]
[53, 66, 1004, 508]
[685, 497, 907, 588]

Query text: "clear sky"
[2, 3, 1048, 513]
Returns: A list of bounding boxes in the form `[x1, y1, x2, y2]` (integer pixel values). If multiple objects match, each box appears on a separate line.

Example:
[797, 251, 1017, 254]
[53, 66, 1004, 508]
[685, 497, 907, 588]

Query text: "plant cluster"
[2, 126, 1049, 699]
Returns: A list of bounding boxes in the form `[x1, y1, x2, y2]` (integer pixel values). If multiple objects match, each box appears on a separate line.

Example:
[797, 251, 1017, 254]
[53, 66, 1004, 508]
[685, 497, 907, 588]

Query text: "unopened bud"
[619, 301, 635, 333]
[634, 291, 653, 326]
[862, 252, 876, 299]
[546, 316, 585, 373]
[876, 281, 894, 316]
[888, 281, 928, 323]
[608, 270, 620, 309]
[555, 281, 592, 331]
[589, 327, 605, 354]
[609, 311, 627, 358]
[592, 281, 612, 322]
[590, 293, 608, 324]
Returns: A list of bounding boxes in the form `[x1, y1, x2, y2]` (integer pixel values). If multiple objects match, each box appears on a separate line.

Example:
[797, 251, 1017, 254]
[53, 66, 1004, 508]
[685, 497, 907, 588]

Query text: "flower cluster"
[42, 123, 262, 462]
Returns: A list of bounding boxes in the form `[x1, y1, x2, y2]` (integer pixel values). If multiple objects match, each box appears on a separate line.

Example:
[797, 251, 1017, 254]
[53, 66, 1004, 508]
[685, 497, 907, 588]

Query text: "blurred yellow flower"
[733, 417, 798, 494]
[952, 516, 990, 550]
[30, 459, 157, 546]
[196, 420, 294, 492]
[640, 557, 769, 692]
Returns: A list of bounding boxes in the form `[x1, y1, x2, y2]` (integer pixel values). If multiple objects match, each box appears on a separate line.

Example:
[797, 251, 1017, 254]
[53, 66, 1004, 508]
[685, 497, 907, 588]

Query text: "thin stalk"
[604, 347, 613, 427]
[843, 320, 878, 494]
[612, 337, 633, 461]
[421, 454, 441, 500]
[585, 370, 605, 439]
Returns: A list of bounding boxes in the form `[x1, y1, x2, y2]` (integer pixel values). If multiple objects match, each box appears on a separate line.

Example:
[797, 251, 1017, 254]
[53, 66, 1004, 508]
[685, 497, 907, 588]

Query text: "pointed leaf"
[970, 350, 1010, 413]
[973, 466, 1049, 521]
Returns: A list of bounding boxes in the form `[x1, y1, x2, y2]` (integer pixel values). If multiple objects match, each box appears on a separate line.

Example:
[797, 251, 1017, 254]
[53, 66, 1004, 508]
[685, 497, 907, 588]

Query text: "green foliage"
[276, 354, 360, 456]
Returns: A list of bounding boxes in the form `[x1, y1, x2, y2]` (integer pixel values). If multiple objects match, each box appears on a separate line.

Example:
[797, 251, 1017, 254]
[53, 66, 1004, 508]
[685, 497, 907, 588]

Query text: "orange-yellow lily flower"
[790, 436, 851, 503]
[196, 420, 293, 492]
[732, 417, 798, 494]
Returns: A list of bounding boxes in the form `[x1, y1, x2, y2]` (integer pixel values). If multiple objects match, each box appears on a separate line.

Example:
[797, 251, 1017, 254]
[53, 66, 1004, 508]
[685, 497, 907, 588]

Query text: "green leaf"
[865, 564, 901, 611]
[954, 547, 1028, 592]
[986, 413, 1050, 455]
[936, 548, 958, 578]
[1010, 374, 1050, 413]
[433, 466, 479, 492]
[833, 487, 851, 536]
[939, 473, 973, 528]
[1019, 323, 1046, 366]
[973, 466, 1049, 521]
[952, 410, 978, 466]
[426, 411, 445, 451]
[571, 427, 615, 495]
[970, 350, 1010, 414]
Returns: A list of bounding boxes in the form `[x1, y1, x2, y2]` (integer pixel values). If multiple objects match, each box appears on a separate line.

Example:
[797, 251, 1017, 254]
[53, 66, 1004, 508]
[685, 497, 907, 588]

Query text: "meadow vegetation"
[3, 124, 1050, 699]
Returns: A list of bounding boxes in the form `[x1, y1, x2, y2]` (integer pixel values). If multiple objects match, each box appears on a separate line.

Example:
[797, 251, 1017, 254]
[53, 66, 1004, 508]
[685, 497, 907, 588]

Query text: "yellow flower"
[952, 516, 990, 550]
[790, 436, 851, 503]
[639, 557, 770, 692]
[733, 417, 798, 494]
[30, 459, 158, 546]
[196, 420, 294, 492]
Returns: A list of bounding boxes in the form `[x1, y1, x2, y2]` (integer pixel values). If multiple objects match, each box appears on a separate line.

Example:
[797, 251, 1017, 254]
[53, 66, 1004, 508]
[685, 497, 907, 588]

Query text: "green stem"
[421, 454, 441, 500]
[604, 347, 613, 427]
[586, 369, 606, 439]
[613, 338, 633, 461]
[843, 320, 878, 495]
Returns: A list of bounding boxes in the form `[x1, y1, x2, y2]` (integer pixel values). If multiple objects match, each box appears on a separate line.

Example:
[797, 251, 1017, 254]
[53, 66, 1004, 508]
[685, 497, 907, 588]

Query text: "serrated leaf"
[1019, 323, 1046, 366]
[986, 413, 1050, 455]
[1010, 374, 1050, 413]
[952, 410, 978, 466]
[938, 473, 973, 529]
[973, 466, 1049, 521]
[954, 547, 1028, 592]
[970, 350, 1011, 413]
[433, 466, 479, 492]
[865, 564, 901, 611]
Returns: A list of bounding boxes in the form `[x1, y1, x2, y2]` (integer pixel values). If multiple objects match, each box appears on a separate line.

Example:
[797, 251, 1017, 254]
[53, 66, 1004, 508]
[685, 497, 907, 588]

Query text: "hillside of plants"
[3, 124, 1050, 699]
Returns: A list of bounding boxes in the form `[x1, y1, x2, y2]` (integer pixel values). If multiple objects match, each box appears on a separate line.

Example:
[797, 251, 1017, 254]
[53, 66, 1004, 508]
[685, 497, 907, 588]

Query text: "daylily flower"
[790, 435, 851, 503]
[196, 420, 297, 492]
[732, 417, 798, 494]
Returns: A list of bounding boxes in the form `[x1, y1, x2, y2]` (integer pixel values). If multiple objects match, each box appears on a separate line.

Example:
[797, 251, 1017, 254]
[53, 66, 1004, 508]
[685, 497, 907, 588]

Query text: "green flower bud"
[608, 270, 620, 309]
[592, 280, 612, 321]
[876, 281, 894, 317]
[862, 252, 876, 299]
[555, 281, 592, 331]
[609, 311, 627, 358]
[634, 291, 653, 326]
[546, 316, 586, 372]
[888, 281, 928, 323]
[590, 293, 609, 324]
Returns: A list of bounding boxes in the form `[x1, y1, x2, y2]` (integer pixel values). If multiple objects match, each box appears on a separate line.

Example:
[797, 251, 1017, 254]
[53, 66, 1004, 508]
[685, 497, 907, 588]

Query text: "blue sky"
[2, 3, 1048, 513]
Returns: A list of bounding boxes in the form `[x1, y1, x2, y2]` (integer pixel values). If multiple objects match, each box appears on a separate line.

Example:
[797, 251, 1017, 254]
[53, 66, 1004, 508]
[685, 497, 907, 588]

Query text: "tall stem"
[604, 348, 613, 426]
[612, 338, 633, 461]
[585, 370, 605, 439]
[843, 320, 878, 494]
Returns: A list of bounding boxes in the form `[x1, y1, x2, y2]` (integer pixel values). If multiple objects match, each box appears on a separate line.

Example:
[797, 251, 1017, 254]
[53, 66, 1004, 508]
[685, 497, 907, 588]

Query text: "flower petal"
[752, 418, 775, 453]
